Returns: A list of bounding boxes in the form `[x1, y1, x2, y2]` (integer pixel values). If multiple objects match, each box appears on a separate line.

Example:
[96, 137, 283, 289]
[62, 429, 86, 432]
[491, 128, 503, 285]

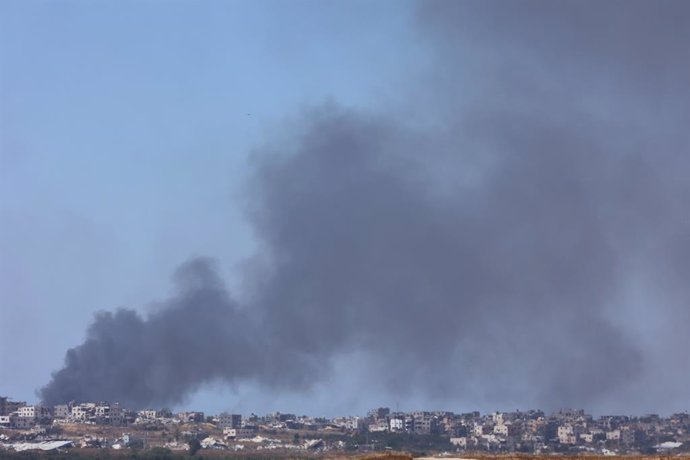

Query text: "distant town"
[1, 395, 689, 455]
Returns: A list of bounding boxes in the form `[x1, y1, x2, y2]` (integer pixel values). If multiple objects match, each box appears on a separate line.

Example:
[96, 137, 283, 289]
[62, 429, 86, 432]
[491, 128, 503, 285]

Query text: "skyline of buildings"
[2, 394, 689, 454]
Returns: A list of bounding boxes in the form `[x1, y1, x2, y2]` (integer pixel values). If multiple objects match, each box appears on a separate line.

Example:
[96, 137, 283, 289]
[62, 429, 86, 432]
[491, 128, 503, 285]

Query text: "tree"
[188, 438, 202, 456]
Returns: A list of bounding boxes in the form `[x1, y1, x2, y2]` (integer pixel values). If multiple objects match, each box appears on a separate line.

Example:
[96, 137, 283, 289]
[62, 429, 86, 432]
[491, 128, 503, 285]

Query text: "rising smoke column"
[41, 0, 690, 411]
[40, 258, 315, 408]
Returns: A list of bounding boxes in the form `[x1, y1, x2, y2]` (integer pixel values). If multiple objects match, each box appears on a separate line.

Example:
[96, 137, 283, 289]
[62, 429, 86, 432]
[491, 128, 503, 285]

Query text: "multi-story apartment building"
[53, 404, 71, 419]
[72, 403, 97, 422]
[95, 403, 124, 425]
[413, 412, 438, 435]
[390, 417, 405, 432]
[217, 413, 242, 429]
[17, 405, 52, 420]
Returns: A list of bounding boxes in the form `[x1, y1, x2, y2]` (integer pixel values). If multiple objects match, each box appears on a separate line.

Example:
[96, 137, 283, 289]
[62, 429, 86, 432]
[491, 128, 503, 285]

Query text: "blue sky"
[1, 0, 421, 414]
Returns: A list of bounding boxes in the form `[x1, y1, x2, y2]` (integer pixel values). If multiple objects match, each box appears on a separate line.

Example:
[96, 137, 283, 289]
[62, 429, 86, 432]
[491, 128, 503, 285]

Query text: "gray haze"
[40, 0, 690, 412]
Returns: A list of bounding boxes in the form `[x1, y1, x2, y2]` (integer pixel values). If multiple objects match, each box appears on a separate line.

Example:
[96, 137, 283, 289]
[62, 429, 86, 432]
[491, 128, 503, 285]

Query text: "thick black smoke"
[40, 259, 320, 408]
[41, 0, 690, 411]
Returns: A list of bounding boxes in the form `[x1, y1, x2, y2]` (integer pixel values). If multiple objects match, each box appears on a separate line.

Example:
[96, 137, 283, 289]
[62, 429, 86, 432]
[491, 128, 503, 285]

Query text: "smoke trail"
[40, 0, 690, 410]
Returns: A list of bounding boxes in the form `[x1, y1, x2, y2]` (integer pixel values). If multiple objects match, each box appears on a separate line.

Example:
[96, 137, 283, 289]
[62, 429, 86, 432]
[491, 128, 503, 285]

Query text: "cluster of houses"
[1, 397, 126, 428]
[357, 407, 689, 453]
[1, 396, 688, 454]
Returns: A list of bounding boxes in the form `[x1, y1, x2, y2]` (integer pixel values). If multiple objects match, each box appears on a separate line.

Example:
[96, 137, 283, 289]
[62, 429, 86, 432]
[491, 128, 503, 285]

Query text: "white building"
[390, 418, 404, 432]
[450, 437, 468, 448]
[473, 423, 488, 436]
[138, 410, 157, 419]
[558, 424, 580, 444]
[17, 406, 50, 420]
[368, 420, 388, 432]
[606, 429, 621, 441]
[333, 416, 362, 431]
[494, 424, 508, 436]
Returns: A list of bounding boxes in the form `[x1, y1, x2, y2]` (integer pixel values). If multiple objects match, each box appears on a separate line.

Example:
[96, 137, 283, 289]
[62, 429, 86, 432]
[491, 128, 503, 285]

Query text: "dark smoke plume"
[41, 0, 690, 411]
[41, 258, 319, 408]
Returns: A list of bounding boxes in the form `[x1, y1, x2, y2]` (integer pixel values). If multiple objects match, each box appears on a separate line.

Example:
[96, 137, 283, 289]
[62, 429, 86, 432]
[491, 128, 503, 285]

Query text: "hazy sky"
[1, 0, 417, 412]
[2, 0, 689, 417]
